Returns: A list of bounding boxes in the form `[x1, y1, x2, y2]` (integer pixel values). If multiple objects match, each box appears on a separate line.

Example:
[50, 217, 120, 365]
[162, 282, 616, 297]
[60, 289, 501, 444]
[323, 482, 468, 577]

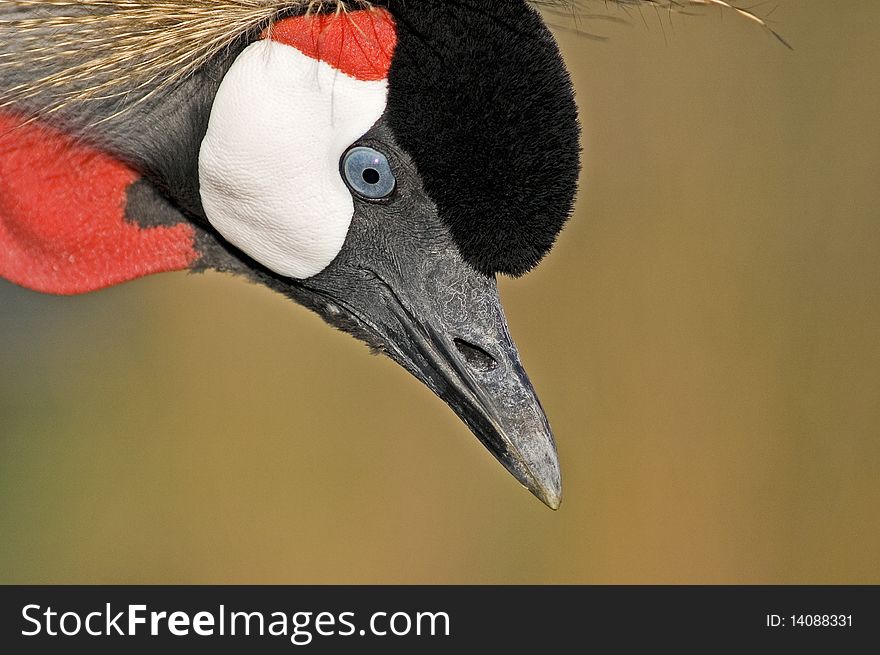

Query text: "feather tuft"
[0, 1, 372, 118]
[0, 1, 785, 120]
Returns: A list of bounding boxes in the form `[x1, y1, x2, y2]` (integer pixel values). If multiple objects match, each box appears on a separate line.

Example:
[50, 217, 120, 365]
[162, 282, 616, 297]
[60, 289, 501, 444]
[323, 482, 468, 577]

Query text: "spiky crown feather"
[0, 0, 782, 118]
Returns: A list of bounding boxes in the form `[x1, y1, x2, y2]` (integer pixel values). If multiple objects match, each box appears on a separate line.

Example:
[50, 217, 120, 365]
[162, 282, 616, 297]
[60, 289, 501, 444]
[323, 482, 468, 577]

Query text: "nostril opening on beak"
[454, 338, 499, 373]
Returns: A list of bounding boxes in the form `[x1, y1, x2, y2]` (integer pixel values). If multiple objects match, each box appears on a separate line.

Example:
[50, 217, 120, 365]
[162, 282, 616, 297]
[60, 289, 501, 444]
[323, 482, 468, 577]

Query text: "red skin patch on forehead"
[265, 8, 397, 81]
[0, 114, 197, 295]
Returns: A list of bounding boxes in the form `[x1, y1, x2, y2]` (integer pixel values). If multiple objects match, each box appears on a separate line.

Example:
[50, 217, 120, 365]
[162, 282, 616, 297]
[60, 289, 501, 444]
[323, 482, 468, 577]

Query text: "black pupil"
[362, 168, 381, 185]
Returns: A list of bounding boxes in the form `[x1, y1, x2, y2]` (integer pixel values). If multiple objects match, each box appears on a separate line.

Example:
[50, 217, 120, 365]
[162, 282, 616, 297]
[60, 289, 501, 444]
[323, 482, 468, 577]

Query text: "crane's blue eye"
[342, 146, 396, 200]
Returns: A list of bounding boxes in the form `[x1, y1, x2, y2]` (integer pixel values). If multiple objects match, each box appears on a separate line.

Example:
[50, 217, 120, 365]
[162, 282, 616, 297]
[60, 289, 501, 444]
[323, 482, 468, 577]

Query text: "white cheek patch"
[198, 40, 388, 279]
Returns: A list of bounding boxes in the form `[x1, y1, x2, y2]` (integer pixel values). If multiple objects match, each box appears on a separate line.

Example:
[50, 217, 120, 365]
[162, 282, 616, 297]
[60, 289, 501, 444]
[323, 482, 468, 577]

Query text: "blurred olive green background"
[2, 2, 879, 583]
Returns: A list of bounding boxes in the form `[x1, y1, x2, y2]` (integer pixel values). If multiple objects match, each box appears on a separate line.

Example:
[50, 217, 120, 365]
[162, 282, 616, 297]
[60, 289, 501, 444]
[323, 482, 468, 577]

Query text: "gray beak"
[300, 237, 562, 509]
[358, 253, 562, 509]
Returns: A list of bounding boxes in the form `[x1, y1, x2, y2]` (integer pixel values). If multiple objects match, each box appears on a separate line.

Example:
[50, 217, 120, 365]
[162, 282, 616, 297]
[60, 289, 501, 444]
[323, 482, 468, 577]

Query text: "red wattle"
[0, 114, 198, 296]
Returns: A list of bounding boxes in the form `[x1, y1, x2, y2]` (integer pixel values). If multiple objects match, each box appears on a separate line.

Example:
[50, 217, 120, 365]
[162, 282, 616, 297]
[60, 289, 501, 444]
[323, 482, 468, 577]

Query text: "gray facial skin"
[285, 120, 562, 508]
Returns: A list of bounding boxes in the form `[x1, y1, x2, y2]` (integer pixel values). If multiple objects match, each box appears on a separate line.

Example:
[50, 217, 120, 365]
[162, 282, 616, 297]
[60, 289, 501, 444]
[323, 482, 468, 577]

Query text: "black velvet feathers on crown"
[383, 0, 581, 276]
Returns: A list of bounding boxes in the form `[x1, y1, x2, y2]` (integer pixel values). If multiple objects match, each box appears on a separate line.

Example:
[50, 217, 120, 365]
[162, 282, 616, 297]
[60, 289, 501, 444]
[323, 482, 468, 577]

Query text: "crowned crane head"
[0, 0, 779, 508]
[0, 0, 579, 508]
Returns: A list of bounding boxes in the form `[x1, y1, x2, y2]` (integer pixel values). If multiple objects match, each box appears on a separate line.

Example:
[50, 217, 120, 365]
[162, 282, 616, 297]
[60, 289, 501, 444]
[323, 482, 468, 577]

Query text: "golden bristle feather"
[0, 1, 372, 117]
[0, 0, 783, 119]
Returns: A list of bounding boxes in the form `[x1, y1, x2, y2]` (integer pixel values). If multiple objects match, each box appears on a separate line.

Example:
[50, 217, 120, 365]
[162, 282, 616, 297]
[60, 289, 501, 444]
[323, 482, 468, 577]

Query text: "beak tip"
[534, 482, 562, 510]
[505, 432, 562, 510]
[546, 493, 562, 511]
[520, 460, 562, 510]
